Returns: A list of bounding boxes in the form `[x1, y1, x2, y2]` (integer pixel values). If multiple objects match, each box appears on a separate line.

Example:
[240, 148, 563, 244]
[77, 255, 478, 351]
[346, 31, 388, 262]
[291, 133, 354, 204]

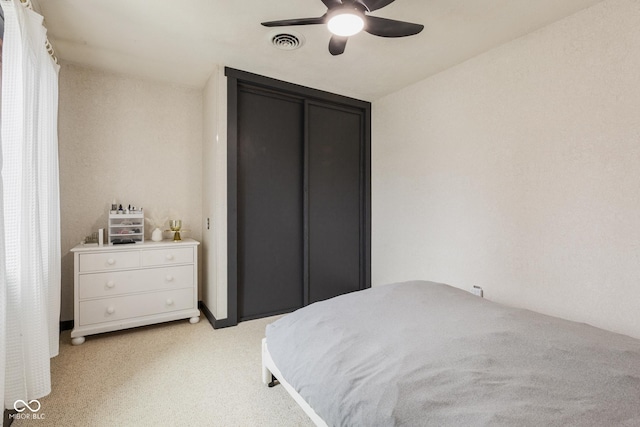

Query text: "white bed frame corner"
[261, 338, 328, 427]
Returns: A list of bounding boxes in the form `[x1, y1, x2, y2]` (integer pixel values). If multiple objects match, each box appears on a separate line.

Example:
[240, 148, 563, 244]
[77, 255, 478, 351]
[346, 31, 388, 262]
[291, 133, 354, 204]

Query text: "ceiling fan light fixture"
[261, 0, 424, 56]
[327, 12, 364, 37]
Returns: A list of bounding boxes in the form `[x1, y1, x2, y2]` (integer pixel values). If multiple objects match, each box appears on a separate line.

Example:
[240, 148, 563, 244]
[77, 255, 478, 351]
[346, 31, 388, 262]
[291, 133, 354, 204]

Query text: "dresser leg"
[71, 336, 85, 345]
[189, 316, 200, 324]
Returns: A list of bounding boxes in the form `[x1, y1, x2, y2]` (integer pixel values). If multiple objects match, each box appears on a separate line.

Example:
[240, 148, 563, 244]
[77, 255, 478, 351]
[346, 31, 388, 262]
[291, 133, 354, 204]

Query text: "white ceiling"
[37, 0, 603, 101]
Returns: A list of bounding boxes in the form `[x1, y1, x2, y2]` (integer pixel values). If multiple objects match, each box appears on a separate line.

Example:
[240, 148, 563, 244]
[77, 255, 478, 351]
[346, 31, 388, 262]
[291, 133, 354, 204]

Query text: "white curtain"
[0, 0, 61, 410]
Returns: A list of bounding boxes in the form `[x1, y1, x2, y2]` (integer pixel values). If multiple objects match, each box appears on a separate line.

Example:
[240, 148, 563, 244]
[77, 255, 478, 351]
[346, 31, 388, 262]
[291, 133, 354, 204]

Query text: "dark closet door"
[307, 102, 363, 303]
[237, 87, 304, 320]
[224, 67, 371, 328]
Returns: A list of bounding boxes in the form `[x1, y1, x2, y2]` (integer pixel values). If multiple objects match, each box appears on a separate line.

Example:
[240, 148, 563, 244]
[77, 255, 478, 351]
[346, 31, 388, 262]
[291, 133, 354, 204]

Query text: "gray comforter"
[265, 281, 640, 426]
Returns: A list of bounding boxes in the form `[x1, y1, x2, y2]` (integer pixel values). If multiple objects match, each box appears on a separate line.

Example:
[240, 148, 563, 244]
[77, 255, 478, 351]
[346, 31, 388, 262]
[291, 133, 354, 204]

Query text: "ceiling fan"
[261, 0, 424, 56]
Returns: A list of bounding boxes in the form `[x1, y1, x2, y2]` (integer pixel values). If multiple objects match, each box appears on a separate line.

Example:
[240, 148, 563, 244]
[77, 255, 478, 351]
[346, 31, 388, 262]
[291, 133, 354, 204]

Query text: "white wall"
[58, 63, 203, 321]
[202, 69, 217, 318]
[202, 67, 228, 320]
[372, 0, 640, 339]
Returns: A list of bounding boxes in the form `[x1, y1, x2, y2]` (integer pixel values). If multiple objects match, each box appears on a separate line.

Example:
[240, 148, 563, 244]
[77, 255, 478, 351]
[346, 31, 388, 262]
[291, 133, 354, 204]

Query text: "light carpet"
[13, 315, 313, 426]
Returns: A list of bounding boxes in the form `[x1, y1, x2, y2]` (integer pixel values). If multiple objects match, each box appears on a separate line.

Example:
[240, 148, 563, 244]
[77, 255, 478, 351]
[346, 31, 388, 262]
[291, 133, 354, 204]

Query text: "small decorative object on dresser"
[169, 219, 182, 241]
[70, 238, 200, 345]
[151, 227, 163, 242]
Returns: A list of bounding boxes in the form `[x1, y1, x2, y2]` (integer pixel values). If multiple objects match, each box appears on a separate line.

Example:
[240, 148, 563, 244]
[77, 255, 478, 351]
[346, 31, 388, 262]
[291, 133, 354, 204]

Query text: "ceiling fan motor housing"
[327, 4, 367, 37]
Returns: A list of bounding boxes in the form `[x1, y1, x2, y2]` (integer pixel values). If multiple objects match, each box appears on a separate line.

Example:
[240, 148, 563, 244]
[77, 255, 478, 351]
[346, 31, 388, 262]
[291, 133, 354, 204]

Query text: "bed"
[262, 280, 640, 426]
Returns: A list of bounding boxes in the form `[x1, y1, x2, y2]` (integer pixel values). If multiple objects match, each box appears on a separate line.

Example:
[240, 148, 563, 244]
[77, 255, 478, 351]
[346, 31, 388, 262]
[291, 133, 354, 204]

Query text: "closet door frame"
[225, 67, 371, 327]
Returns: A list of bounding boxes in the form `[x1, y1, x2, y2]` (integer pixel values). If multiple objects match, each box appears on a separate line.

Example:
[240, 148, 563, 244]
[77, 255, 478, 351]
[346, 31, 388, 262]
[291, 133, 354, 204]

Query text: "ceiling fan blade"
[364, 15, 424, 37]
[261, 16, 326, 27]
[321, 0, 343, 9]
[329, 35, 348, 56]
[360, 0, 395, 12]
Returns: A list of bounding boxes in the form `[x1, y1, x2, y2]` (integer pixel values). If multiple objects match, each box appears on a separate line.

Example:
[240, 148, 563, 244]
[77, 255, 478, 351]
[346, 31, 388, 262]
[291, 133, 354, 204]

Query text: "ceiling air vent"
[270, 32, 304, 51]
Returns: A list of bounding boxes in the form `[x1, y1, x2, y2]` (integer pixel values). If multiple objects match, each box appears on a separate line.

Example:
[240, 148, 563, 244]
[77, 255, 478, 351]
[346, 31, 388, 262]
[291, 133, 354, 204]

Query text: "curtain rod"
[19, 0, 58, 64]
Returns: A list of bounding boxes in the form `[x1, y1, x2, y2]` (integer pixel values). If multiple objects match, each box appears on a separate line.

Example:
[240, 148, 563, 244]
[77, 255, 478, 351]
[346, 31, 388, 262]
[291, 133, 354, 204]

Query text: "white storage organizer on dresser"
[70, 239, 200, 345]
[108, 212, 144, 244]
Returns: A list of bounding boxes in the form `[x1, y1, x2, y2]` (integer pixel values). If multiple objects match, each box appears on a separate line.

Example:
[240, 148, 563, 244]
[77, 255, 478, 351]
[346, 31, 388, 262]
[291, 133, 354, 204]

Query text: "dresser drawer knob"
[165, 254, 174, 261]
[106, 306, 115, 315]
[106, 281, 115, 289]
[107, 258, 116, 266]
[166, 275, 174, 282]
[166, 298, 174, 306]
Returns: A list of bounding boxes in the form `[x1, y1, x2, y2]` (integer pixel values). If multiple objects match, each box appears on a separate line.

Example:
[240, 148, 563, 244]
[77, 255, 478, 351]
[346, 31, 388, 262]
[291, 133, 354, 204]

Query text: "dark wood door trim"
[303, 99, 311, 306]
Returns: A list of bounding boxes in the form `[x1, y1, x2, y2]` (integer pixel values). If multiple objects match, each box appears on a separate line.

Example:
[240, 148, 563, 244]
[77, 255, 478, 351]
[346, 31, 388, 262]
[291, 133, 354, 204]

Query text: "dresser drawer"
[79, 251, 140, 272]
[141, 247, 193, 266]
[78, 265, 194, 299]
[79, 288, 194, 326]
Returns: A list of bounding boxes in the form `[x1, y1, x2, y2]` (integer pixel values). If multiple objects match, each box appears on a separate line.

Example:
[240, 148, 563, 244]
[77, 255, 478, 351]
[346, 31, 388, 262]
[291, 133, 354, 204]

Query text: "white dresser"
[70, 238, 200, 345]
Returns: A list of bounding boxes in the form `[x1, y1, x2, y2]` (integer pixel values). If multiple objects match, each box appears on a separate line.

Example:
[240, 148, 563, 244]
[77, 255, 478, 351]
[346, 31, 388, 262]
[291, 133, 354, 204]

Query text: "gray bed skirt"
[265, 280, 640, 426]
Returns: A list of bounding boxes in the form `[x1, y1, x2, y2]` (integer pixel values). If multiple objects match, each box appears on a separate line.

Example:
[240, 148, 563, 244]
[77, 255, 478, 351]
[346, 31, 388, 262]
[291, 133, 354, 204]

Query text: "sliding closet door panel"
[237, 88, 304, 320]
[307, 103, 363, 303]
